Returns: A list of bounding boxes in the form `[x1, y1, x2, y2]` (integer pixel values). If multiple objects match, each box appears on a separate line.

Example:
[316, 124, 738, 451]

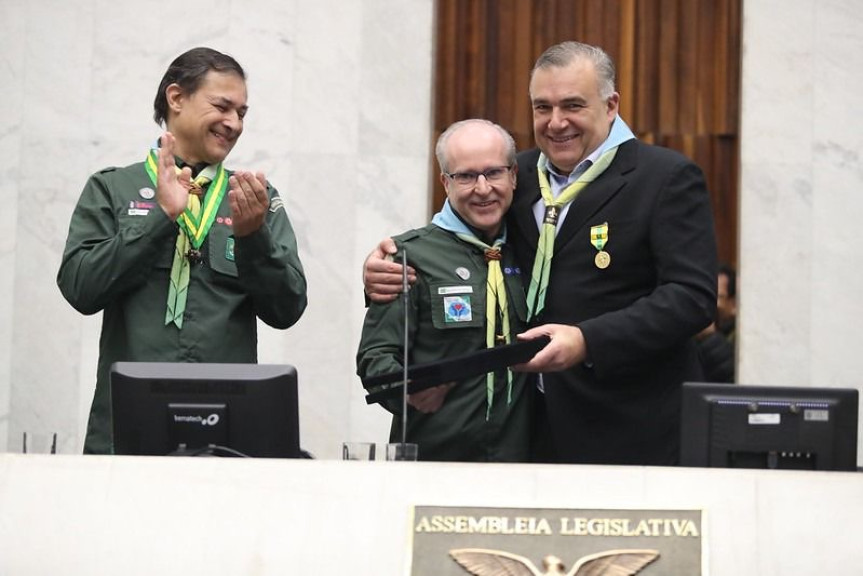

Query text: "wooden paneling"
[432, 0, 741, 266]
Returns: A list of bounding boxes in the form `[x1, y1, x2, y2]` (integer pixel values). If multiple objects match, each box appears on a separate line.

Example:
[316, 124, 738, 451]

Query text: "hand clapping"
[228, 171, 269, 237]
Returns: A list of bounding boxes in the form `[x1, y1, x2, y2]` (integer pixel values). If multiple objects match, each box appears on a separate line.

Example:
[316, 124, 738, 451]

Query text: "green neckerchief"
[144, 148, 229, 328]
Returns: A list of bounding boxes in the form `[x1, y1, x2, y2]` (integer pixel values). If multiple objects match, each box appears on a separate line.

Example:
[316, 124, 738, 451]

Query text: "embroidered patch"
[269, 195, 285, 213]
[127, 201, 153, 216]
[225, 237, 235, 261]
[444, 295, 472, 323]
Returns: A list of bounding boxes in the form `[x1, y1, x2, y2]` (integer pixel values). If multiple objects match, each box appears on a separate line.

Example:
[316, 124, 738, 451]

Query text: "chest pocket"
[207, 222, 239, 280]
[117, 207, 174, 269]
[428, 280, 485, 330]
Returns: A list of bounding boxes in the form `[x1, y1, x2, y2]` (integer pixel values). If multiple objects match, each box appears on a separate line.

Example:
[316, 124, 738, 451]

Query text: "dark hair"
[153, 47, 246, 126]
[718, 263, 737, 297]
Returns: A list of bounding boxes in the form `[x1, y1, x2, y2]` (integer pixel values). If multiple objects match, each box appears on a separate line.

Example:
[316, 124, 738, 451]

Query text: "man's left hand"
[407, 383, 452, 413]
[229, 171, 269, 237]
[512, 324, 587, 372]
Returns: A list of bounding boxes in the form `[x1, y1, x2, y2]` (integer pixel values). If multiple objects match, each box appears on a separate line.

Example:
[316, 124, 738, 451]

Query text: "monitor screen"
[111, 362, 301, 458]
[681, 382, 859, 471]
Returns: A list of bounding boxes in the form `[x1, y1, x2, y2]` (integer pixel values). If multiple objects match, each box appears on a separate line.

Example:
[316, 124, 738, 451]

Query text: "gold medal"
[594, 250, 611, 269]
[590, 222, 610, 269]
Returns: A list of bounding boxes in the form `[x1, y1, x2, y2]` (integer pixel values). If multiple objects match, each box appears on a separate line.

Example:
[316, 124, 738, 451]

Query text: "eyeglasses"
[444, 165, 513, 187]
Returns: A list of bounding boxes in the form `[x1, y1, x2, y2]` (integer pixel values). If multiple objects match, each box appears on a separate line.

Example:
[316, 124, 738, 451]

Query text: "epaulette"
[96, 166, 120, 174]
[393, 228, 424, 244]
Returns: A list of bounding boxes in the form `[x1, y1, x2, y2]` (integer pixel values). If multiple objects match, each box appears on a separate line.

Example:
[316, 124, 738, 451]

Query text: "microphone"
[400, 248, 409, 447]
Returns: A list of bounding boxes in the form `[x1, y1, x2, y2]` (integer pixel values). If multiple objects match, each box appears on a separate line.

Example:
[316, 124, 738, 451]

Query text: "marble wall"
[738, 0, 863, 463]
[0, 0, 434, 459]
[2, 0, 862, 464]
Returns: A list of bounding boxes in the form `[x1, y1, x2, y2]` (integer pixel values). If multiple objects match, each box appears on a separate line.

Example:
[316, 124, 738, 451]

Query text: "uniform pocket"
[207, 224, 239, 280]
[428, 280, 485, 329]
[119, 206, 175, 269]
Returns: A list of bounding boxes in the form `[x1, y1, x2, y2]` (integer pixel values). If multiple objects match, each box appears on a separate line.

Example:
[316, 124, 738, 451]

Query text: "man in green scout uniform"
[356, 119, 532, 462]
[57, 47, 307, 454]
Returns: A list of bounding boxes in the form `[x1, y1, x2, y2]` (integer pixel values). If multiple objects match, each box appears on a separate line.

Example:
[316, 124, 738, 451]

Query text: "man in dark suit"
[364, 41, 717, 466]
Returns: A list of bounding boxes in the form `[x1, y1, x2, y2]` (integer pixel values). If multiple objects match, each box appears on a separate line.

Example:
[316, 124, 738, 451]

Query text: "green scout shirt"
[57, 160, 307, 454]
[356, 224, 532, 462]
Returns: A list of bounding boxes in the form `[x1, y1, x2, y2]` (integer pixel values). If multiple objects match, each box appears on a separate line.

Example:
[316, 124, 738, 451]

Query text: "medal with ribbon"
[145, 149, 229, 251]
[590, 222, 611, 269]
[145, 148, 229, 328]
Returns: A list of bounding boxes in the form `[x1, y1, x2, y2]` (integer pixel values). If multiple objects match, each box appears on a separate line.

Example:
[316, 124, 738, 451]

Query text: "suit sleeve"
[578, 159, 718, 379]
[233, 184, 307, 329]
[56, 170, 177, 315]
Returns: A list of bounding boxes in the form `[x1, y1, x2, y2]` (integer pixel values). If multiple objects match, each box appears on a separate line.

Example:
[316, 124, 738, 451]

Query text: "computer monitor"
[111, 362, 301, 458]
[680, 382, 859, 471]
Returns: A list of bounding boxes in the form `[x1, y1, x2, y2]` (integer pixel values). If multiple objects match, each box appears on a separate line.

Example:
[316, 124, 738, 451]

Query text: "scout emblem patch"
[225, 237, 235, 261]
[444, 295, 473, 322]
[591, 222, 611, 269]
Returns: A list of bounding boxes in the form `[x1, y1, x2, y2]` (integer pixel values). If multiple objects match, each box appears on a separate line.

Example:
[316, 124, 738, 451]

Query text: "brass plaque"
[409, 506, 704, 575]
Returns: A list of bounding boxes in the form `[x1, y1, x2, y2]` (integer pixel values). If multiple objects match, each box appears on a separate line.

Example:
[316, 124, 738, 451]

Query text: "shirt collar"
[539, 115, 637, 186]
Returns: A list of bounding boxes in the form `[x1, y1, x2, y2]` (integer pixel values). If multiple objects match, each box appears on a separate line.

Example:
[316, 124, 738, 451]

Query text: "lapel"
[511, 149, 543, 250]
[552, 139, 638, 253]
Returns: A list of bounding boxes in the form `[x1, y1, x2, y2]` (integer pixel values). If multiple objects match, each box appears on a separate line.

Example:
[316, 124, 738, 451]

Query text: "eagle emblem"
[449, 548, 659, 576]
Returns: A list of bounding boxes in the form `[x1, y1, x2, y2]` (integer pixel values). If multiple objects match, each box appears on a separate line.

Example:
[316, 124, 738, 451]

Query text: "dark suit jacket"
[508, 139, 718, 465]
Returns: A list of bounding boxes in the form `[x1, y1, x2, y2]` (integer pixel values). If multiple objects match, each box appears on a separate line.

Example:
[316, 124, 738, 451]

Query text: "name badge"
[438, 286, 473, 295]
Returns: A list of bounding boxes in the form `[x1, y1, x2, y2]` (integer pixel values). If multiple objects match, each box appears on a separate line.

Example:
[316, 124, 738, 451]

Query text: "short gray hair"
[531, 41, 616, 100]
[435, 119, 517, 173]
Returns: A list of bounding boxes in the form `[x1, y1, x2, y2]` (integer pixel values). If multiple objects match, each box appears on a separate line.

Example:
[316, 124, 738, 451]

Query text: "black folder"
[363, 336, 550, 405]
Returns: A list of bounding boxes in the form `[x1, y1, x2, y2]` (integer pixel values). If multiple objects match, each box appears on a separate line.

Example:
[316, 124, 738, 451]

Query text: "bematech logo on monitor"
[173, 413, 221, 426]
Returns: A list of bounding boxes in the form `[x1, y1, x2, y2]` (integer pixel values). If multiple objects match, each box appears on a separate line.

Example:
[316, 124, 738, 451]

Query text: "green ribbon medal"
[145, 149, 229, 249]
[590, 222, 611, 269]
[145, 149, 229, 328]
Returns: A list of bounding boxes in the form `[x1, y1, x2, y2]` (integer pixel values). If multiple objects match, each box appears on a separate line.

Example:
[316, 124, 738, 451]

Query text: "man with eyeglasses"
[356, 119, 533, 462]
[363, 41, 717, 466]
